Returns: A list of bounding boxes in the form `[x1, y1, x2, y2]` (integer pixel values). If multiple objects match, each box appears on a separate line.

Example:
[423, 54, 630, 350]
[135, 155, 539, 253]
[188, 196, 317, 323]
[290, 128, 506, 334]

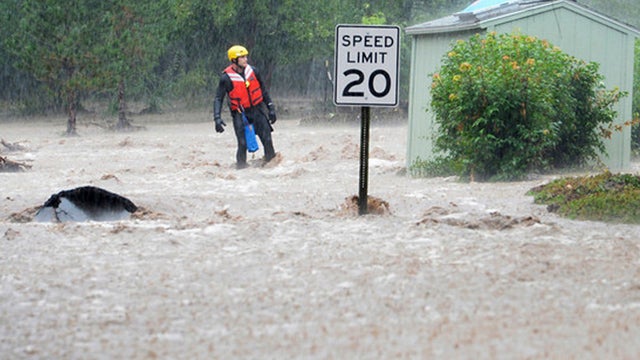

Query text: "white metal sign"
[334, 25, 400, 107]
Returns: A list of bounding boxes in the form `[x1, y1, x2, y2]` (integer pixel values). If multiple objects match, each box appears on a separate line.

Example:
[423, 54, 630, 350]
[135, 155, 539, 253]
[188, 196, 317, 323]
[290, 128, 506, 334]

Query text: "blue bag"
[242, 111, 259, 153]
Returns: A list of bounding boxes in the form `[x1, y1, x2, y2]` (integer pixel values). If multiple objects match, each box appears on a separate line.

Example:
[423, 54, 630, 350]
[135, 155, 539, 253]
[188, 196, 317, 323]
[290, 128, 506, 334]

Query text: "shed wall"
[407, 30, 476, 167]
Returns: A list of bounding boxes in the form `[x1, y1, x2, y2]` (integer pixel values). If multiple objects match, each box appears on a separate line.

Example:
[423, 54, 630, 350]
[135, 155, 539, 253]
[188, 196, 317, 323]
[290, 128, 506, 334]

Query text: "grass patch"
[528, 172, 640, 224]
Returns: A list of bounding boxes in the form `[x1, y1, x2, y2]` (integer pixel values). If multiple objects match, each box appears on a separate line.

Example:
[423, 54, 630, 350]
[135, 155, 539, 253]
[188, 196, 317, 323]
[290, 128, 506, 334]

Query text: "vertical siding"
[408, 3, 637, 171]
[407, 31, 476, 168]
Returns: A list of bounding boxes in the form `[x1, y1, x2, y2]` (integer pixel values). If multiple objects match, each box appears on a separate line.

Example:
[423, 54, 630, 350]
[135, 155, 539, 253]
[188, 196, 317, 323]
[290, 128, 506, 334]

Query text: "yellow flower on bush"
[428, 31, 622, 181]
[459, 62, 472, 72]
[432, 73, 441, 88]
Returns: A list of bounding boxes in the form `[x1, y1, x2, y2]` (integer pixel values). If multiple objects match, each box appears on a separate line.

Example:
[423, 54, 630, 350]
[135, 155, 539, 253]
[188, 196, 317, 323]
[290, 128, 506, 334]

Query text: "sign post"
[359, 106, 371, 215]
[334, 24, 400, 215]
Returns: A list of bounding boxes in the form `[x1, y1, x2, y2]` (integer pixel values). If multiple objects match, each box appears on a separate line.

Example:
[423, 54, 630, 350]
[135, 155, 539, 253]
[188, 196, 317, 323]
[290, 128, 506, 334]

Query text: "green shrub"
[426, 32, 624, 181]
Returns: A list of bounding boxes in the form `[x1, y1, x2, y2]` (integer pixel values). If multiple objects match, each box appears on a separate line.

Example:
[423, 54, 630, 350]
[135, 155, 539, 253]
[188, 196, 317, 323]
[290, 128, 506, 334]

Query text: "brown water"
[2, 114, 640, 358]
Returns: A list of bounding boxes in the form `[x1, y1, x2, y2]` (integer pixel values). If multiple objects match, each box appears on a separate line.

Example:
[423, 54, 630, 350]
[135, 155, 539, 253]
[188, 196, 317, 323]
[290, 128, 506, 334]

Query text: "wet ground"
[1, 114, 639, 358]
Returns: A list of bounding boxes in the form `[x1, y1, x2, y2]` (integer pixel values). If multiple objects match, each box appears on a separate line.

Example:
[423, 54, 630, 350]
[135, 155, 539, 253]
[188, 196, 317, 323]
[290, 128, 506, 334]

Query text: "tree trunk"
[63, 59, 78, 136]
[116, 79, 131, 130]
[66, 90, 77, 136]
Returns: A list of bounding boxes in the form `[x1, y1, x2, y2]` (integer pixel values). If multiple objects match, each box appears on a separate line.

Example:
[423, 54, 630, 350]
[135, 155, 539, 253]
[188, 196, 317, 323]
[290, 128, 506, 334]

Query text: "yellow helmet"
[227, 45, 248, 62]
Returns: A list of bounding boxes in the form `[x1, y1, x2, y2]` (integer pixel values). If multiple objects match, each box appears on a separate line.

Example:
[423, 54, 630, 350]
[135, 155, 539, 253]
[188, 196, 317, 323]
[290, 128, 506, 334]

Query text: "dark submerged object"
[35, 186, 138, 222]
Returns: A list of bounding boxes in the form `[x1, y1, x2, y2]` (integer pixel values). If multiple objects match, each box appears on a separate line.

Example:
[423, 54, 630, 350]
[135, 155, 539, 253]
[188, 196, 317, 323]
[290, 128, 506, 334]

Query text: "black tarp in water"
[34, 186, 138, 222]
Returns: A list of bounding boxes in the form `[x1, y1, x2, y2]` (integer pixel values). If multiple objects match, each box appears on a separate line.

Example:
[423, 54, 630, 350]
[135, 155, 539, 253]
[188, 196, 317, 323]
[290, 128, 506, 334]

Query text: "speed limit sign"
[333, 25, 400, 107]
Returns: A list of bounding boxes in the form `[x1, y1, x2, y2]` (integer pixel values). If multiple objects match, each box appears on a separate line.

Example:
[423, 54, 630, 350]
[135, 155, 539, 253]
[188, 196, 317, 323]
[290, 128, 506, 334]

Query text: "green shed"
[405, 0, 640, 172]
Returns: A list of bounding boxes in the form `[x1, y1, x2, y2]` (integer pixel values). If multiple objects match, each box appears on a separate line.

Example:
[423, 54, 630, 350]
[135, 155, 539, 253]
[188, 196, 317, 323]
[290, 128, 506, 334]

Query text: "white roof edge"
[405, 23, 481, 35]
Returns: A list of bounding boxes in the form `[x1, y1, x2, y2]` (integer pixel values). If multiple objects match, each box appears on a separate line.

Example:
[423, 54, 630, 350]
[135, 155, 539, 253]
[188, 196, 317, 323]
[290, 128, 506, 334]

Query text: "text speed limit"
[334, 25, 400, 107]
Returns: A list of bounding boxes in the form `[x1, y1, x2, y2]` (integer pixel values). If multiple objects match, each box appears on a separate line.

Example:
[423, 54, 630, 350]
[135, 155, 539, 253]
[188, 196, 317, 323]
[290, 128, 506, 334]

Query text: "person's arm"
[213, 74, 232, 132]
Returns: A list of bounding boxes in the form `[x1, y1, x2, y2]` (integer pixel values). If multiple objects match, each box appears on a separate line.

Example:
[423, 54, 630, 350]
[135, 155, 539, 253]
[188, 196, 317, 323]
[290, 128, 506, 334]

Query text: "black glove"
[214, 117, 226, 133]
[267, 105, 277, 124]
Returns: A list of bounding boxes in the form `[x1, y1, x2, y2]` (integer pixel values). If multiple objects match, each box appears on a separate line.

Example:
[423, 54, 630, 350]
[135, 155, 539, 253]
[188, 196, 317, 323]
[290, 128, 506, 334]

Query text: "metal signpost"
[334, 24, 400, 215]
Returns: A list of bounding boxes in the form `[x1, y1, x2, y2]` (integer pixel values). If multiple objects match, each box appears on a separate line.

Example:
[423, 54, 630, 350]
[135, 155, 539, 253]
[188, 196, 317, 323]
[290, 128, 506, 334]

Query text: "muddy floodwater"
[2, 113, 640, 359]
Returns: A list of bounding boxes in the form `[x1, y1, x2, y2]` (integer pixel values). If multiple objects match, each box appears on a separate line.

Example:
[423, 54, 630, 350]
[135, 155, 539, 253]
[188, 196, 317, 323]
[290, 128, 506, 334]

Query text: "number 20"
[342, 69, 391, 98]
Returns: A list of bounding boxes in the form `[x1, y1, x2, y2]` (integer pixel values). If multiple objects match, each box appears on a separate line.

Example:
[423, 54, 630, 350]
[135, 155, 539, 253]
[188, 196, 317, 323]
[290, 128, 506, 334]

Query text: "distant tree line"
[0, 0, 468, 133]
[0, 0, 638, 135]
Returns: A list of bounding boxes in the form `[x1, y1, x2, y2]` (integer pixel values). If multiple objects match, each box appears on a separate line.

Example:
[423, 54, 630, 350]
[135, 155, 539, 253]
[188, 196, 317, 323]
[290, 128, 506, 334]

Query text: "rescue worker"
[213, 45, 277, 169]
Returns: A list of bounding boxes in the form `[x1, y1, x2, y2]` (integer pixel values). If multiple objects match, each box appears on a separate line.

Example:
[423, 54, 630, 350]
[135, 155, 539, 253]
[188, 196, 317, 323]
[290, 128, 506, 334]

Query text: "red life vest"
[224, 64, 264, 111]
